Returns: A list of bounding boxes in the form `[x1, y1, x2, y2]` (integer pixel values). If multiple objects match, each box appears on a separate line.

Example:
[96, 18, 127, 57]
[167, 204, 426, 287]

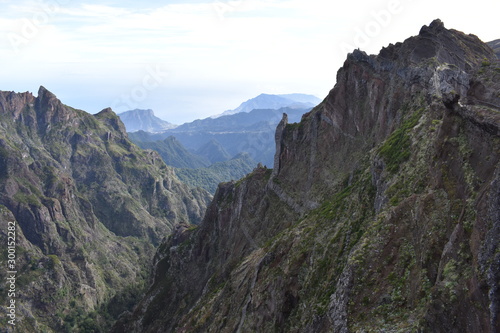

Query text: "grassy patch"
[14, 192, 42, 207]
[378, 108, 424, 174]
[47, 254, 61, 269]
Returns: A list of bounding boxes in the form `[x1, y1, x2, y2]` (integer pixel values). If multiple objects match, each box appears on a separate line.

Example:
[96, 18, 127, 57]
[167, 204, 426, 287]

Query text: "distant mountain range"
[216, 93, 321, 117]
[122, 93, 319, 192]
[117, 109, 177, 132]
[129, 106, 312, 167]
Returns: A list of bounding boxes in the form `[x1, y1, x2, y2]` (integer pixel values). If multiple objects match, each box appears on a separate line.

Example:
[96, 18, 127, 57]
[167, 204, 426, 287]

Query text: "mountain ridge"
[113, 19, 500, 333]
[0, 87, 211, 332]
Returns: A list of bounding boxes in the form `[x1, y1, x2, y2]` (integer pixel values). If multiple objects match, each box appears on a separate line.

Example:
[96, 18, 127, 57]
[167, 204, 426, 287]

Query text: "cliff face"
[0, 87, 211, 332]
[114, 20, 500, 333]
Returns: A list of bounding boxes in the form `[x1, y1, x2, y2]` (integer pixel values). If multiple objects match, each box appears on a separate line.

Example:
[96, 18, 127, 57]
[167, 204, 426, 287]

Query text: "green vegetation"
[47, 255, 61, 269]
[378, 108, 424, 174]
[63, 308, 102, 333]
[285, 121, 303, 131]
[175, 153, 256, 193]
[14, 192, 42, 207]
[481, 58, 491, 67]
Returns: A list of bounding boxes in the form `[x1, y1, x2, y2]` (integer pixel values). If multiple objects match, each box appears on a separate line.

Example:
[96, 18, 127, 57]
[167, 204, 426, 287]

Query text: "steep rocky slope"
[114, 20, 500, 332]
[0, 87, 211, 332]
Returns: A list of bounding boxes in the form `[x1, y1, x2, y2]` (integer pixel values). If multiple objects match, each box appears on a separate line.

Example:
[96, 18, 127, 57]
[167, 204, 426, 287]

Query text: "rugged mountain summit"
[0, 88, 210, 331]
[118, 109, 176, 132]
[114, 20, 500, 332]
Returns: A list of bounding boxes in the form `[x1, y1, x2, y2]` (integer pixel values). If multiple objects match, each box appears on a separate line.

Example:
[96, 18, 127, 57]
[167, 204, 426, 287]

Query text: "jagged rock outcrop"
[272, 113, 288, 177]
[115, 20, 500, 332]
[0, 87, 211, 332]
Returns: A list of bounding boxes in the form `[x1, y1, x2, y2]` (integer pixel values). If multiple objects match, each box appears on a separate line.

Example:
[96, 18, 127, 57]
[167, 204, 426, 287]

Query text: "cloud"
[1, 0, 499, 124]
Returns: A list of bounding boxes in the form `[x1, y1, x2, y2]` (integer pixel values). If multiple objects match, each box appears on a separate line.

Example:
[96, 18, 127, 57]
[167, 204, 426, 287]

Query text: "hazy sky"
[0, 0, 498, 124]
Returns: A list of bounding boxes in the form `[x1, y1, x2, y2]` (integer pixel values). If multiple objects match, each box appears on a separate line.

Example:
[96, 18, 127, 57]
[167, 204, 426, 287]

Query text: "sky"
[0, 0, 499, 124]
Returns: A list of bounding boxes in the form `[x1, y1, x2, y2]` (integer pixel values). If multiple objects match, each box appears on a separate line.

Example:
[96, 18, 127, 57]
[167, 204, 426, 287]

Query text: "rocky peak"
[137, 108, 154, 116]
[377, 19, 495, 69]
[117, 108, 176, 132]
[418, 17, 445, 36]
[95, 107, 128, 136]
[34, 86, 77, 132]
[0, 90, 35, 120]
[37, 85, 57, 100]
[272, 112, 288, 175]
[268, 19, 497, 213]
